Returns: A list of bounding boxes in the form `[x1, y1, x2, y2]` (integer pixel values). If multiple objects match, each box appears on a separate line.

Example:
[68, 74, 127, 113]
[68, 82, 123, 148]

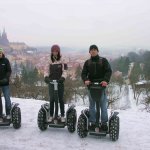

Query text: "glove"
[59, 77, 65, 83]
[0, 78, 8, 84]
[44, 76, 50, 84]
[84, 80, 91, 86]
[100, 81, 108, 87]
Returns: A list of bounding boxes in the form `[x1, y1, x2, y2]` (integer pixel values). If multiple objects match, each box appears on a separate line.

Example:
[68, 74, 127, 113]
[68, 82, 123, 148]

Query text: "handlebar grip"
[88, 82, 105, 90]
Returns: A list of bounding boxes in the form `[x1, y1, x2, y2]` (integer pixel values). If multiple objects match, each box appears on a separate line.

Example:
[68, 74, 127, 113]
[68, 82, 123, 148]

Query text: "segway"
[37, 80, 77, 133]
[0, 89, 21, 129]
[77, 82, 119, 141]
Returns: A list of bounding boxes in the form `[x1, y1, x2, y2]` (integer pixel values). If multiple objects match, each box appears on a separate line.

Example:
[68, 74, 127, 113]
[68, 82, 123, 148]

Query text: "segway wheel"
[67, 109, 77, 133]
[12, 107, 21, 129]
[109, 116, 119, 141]
[37, 108, 48, 131]
[77, 114, 88, 138]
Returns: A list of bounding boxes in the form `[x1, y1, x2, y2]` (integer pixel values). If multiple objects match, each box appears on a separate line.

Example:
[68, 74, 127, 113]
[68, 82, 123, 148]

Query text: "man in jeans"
[0, 48, 12, 121]
[81, 45, 112, 132]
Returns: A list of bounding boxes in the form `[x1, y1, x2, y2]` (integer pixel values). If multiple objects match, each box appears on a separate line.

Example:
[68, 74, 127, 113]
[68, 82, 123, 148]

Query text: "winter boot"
[6, 115, 11, 120]
[61, 116, 65, 122]
[95, 127, 100, 133]
[101, 122, 108, 131]
[0, 117, 3, 122]
[54, 119, 58, 124]
[88, 122, 95, 131]
[48, 116, 53, 122]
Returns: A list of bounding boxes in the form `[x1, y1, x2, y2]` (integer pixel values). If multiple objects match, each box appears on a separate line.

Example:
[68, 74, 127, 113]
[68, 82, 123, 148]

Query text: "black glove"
[59, 77, 65, 83]
[0, 78, 8, 84]
[44, 76, 50, 84]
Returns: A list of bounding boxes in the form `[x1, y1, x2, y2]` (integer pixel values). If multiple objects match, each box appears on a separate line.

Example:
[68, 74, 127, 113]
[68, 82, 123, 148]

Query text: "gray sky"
[0, 0, 150, 49]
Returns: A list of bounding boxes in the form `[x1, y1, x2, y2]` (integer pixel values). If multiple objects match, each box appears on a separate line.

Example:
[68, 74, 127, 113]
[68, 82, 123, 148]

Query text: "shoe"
[61, 117, 65, 122]
[101, 122, 108, 131]
[48, 116, 53, 122]
[0, 117, 3, 122]
[6, 115, 11, 120]
[54, 119, 58, 124]
[89, 122, 95, 131]
[95, 127, 99, 133]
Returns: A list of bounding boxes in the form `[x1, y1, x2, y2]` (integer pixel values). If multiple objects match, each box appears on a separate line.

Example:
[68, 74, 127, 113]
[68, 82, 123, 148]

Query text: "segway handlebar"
[48, 80, 59, 91]
[88, 82, 106, 90]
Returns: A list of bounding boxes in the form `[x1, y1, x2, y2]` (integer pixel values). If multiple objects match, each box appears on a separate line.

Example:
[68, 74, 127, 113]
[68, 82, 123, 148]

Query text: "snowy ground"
[0, 96, 150, 150]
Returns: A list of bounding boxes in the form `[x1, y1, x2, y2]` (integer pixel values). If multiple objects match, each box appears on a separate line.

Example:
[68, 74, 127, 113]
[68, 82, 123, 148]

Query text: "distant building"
[0, 29, 9, 46]
[9, 42, 28, 51]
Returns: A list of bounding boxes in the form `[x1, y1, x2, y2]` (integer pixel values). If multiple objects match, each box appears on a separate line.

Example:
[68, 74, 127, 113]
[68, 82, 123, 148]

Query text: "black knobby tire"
[109, 116, 119, 141]
[12, 107, 21, 129]
[67, 109, 77, 133]
[37, 108, 48, 131]
[77, 114, 88, 138]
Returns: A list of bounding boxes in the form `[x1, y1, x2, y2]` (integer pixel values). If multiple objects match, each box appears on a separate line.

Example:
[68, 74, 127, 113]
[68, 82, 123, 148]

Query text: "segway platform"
[77, 109, 119, 141]
[88, 122, 107, 136]
[89, 131, 107, 136]
[0, 117, 11, 126]
[48, 117, 66, 128]
[89, 127, 107, 136]
[38, 103, 77, 132]
[0, 102, 21, 129]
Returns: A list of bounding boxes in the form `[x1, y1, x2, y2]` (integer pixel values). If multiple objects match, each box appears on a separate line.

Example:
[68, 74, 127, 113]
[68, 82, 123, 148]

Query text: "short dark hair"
[89, 44, 99, 52]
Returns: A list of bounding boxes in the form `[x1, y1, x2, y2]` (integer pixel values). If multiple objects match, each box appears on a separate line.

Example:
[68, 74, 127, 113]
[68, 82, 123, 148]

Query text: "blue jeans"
[88, 89, 108, 123]
[1, 86, 11, 115]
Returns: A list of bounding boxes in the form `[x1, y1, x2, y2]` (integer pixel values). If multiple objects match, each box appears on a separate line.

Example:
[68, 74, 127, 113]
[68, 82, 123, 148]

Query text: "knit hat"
[0, 48, 4, 53]
[51, 44, 60, 53]
[89, 45, 99, 52]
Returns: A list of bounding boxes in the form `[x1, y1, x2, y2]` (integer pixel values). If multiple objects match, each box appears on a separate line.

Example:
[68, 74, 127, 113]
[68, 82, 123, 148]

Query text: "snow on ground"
[0, 97, 150, 150]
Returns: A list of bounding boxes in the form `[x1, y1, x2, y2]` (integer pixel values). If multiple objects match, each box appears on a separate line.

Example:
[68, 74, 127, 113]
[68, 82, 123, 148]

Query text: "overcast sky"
[0, 0, 150, 49]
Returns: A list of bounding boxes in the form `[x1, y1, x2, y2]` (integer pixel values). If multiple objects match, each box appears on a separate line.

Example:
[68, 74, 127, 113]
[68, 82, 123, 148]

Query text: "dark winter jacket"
[81, 55, 112, 83]
[0, 54, 12, 86]
[49, 63, 63, 80]
[45, 57, 67, 80]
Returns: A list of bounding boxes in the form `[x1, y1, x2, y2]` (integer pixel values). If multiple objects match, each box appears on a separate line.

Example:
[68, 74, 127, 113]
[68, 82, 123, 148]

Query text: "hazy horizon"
[1, 0, 150, 49]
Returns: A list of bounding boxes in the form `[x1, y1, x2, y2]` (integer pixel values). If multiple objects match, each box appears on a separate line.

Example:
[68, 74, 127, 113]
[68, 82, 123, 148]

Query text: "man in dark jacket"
[0, 48, 12, 120]
[81, 45, 112, 132]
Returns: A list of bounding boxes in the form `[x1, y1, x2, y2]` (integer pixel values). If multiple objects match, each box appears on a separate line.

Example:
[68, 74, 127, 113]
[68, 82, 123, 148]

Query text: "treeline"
[110, 50, 150, 111]
[10, 61, 48, 100]
[111, 50, 150, 80]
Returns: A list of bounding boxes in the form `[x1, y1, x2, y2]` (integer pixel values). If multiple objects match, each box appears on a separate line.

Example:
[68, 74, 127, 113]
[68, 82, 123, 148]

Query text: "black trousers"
[48, 83, 65, 117]
[0, 90, 3, 117]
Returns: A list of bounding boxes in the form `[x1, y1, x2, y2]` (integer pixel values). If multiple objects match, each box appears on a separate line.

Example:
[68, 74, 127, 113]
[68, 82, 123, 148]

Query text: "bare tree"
[107, 82, 122, 109]
[76, 86, 88, 105]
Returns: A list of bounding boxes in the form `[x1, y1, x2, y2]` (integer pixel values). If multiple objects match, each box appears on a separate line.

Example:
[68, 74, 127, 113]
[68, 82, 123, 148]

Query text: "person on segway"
[81, 44, 112, 132]
[44, 44, 67, 123]
[0, 48, 12, 122]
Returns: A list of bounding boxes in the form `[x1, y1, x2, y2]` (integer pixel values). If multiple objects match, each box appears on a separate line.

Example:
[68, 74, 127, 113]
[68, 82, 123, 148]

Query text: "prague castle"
[0, 29, 36, 52]
[0, 29, 9, 46]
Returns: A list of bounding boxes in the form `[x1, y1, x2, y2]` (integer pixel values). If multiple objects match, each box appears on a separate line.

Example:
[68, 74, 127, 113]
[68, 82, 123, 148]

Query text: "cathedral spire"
[0, 28, 9, 45]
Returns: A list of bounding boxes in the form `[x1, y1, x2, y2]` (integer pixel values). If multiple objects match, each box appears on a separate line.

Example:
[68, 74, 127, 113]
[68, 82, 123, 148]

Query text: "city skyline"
[1, 0, 150, 49]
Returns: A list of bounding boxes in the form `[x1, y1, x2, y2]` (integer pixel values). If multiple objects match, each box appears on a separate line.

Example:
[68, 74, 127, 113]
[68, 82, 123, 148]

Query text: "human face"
[89, 49, 98, 57]
[0, 52, 3, 58]
[52, 51, 59, 57]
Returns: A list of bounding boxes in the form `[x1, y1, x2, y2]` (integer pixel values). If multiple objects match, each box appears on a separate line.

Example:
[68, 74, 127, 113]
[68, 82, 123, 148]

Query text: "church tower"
[0, 29, 9, 45]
